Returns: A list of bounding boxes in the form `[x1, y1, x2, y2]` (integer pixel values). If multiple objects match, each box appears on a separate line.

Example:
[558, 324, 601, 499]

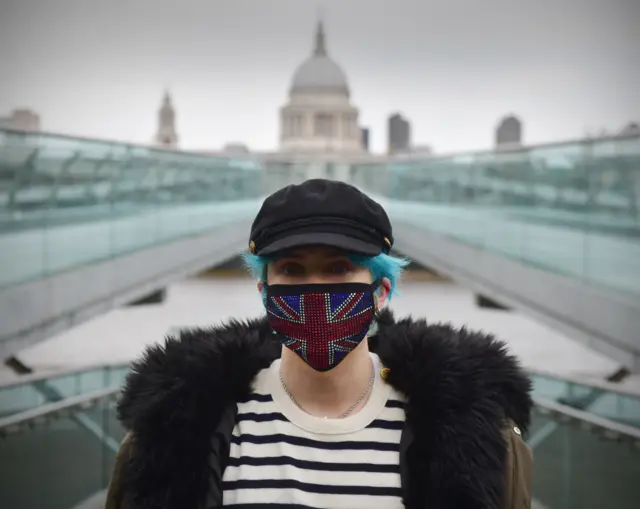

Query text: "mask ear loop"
[368, 280, 382, 337]
[368, 314, 380, 337]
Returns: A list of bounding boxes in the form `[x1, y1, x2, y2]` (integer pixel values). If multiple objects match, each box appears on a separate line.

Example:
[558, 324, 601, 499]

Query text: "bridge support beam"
[392, 220, 640, 373]
[0, 220, 252, 359]
[127, 288, 167, 306]
[475, 294, 511, 311]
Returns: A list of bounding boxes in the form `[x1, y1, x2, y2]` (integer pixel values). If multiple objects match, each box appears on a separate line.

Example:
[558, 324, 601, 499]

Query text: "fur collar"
[118, 309, 532, 509]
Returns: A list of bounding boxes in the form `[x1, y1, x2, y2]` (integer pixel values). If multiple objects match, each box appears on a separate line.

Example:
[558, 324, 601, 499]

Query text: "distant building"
[412, 144, 433, 155]
[361, 127, 370, 151]
[495, 115, 522, 148]
[12, 109, 41, 132]
[0, 109, 41, 132]
[402, 145, 433, 156]
[155, 91, 179, 149]
[393, 144, 433, 159]
[620, 122, 640, 137]
[388, 113, 411, 154]
[222, 142, 251, 155]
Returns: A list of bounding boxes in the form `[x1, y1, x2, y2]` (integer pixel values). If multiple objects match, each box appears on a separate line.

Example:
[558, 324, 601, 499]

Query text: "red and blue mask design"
[265, 282, 378, 372]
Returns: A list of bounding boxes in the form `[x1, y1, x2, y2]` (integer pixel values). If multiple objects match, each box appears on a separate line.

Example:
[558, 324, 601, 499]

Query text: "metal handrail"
[529, 367, 640, 398]
[2, 358, 638, 398]
[533, 396, 640, 444]
[0, 127, 262, 163]
[1, 379, 638, 447]
[2, 126, 637, 166]
[0, 361, 130, 390]
[0, 386, 120, 436]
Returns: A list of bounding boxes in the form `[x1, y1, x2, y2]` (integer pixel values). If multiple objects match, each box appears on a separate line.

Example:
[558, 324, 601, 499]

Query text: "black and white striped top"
[221, 353, 406, 508]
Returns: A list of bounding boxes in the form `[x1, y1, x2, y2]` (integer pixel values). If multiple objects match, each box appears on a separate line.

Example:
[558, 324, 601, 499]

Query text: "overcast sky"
[1, 0, 638, 154]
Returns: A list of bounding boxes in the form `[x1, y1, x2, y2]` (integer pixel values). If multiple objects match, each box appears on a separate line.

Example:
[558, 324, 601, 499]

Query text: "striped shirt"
[221, 353, 406, 508]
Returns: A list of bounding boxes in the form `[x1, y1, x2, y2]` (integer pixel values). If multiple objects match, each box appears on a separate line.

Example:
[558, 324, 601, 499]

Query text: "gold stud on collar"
[380, 367, 391, 381]
[249, 240, 257, 254]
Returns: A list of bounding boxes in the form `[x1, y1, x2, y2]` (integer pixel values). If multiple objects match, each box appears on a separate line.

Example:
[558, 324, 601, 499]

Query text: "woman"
[107, 178, 532, 509]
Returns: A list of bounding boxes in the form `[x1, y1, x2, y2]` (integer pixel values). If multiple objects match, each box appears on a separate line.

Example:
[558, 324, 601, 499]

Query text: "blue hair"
[241, 251, 411, 300]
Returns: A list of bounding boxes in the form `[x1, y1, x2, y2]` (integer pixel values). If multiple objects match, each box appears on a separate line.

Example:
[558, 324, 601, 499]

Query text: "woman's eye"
[326, 263, 352, 275]
[280, 263, 303, 276]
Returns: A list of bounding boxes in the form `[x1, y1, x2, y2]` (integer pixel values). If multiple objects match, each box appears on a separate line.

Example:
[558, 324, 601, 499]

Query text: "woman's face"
[258, 246, 390, 305]
[267, 246, 371, 285]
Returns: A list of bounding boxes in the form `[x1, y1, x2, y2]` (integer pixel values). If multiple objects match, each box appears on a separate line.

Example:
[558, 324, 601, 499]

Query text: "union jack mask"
[266, 282, 378, 372]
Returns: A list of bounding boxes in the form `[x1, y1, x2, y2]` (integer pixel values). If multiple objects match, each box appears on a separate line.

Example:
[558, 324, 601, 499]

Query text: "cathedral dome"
[289, 22, 350, 96]
[291, 56, 349, 95]
[280, 21, 362, 154]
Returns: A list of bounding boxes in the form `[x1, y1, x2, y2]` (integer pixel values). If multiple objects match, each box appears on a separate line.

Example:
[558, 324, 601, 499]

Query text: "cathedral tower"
[155, 90, 179, 149]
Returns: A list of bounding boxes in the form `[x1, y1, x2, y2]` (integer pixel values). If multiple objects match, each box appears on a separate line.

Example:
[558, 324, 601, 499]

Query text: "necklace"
[279, 363, 375, 419]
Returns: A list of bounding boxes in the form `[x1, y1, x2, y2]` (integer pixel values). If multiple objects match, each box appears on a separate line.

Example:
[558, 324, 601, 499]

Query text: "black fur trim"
[117, 309, 532, 509]
[373, 309, 532, 508]
[117, 317, 279, 509]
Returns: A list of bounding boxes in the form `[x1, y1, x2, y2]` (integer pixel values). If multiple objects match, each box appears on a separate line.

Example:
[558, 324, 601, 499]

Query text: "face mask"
[265, 281, 378, 372]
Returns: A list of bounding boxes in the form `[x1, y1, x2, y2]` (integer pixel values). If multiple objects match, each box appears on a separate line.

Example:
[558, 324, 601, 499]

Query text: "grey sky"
[1, 0, 638, 153]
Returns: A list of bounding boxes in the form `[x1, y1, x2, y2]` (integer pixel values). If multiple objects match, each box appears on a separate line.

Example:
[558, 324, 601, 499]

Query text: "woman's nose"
[302, 274, 325, 285]
[299, 267, 328, 285]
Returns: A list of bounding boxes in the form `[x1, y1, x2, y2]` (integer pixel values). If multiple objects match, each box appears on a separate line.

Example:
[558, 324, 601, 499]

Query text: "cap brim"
[257, 232, 382, 257]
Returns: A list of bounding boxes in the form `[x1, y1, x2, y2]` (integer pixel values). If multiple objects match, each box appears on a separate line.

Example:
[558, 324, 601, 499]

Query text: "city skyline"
[1, 0, 638, 154]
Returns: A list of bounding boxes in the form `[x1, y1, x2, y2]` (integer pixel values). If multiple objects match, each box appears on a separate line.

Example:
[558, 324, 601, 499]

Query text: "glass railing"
[530, 399, 640, 509]
[352, 135, 640, 299]
[531, 370, 640, 428]
[0, 388, 123, 509]
[0, 364, 129, 418]
[0, 128, 264, 288]
[4, 128, 639, 299]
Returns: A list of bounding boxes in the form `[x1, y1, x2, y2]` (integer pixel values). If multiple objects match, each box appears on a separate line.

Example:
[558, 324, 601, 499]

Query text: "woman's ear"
[376, 277, 392, 309]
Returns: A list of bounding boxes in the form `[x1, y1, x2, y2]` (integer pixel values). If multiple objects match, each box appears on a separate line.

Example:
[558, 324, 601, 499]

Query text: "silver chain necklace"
[279, 363, 375, 419]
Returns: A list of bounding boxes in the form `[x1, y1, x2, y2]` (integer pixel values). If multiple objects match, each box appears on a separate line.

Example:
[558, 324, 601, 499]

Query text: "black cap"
[249, 179, 393, 257]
